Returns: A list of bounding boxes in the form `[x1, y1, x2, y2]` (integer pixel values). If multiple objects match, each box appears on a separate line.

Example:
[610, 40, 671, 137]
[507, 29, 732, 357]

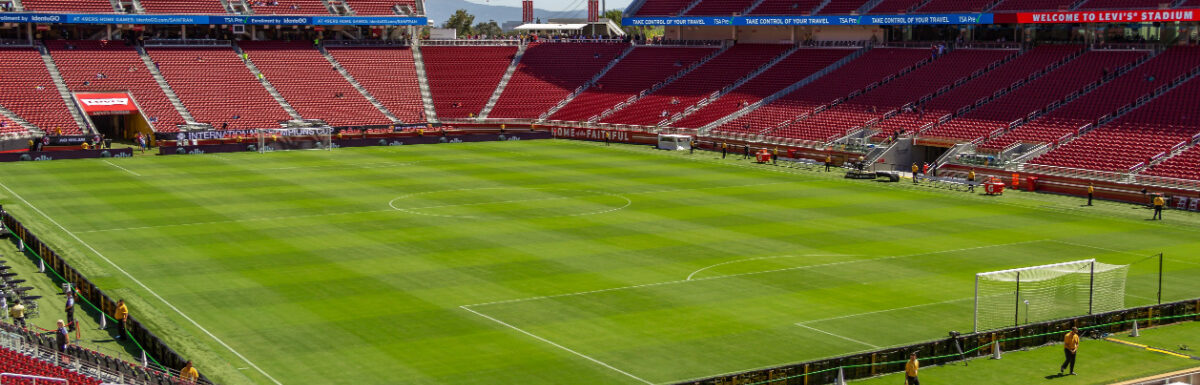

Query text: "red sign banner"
[1003, 9, 1199, 24]
[75, 93, 139, 115]
[551, 127, 634, 142]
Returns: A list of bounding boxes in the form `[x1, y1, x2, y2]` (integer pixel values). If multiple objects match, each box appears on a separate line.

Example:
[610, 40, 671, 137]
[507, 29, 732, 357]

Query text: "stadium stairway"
[490, 42, 631, 121]
[1027, 65, 1200, 174]
[911, 45, 1085, 140]
[231, 43, 303, 121]
[665, 44, 807, 126]
[593, 44, 732, 124]
[477, 43, 527, 120]
[411, 44, 438, 122]
[537, 44, 636, 121]
[421, 44, 518, 120]
[922, 48, 1145, 144]
[318, 45, 401, 123]
[325, 45, 425, 123]
[35, 44, 92, 136]
[134, 45, 198, 126]
[673, 47, 857, 130]
[601, 44, 791, 127]
[978, 47, 1200, 153]
[548, 45, 718, 123]
[0, 104, 37, 139]
[240, 41, 391, 126]
[697, 45, 868, 134]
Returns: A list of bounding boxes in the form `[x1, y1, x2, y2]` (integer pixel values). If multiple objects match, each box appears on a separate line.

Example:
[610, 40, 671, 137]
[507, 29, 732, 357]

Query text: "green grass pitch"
[0, 139, 1197, 385]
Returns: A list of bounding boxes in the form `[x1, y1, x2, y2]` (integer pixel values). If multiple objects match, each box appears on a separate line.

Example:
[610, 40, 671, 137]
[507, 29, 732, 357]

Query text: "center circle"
[388, 187, 631, 219]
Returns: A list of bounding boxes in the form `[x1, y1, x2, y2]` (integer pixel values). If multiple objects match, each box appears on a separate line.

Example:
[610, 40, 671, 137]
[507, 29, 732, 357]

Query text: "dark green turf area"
[0, 140, 1196, 385]
[852, 321, 1200, 385]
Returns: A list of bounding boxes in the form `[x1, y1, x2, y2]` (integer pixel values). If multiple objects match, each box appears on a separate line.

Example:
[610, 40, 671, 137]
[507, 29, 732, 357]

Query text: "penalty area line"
[0, 181, 284, 385]
[795, 324, 880, 349]
[103, 160, 141, 177]
[459, 305, 654, 385]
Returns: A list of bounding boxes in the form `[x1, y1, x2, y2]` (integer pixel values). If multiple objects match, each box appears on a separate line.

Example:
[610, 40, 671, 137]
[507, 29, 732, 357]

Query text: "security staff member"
[1060, 327, 1080, 375]
[905, 352, 920, 384]
[967, 169, 977, 193]
[771, 147, 778, 165]
[912, 163, 920, 184]
[180, 361, 200, 384]
[742, 144, 750, 160]
[825, 154, 832, 172]
[689, 139, 695, 155]
[721, 142, 727, 159]
[9, 301, 25, 329]
[114, 299, 128, 340]
[1153, 195, 1165, 220]
[1087, 184, 1095, 206]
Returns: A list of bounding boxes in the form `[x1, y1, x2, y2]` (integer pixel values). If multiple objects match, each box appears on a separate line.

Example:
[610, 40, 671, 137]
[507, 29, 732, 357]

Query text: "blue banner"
[623, 17, 733, 26]
[0, 12, 426, 26]
[625, 13, 992, 26]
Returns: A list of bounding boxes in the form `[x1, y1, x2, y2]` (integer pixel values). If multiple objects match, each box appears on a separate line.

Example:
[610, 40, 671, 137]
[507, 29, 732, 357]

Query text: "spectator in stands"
[1153, 195, 1165, 220]
[181, 361, 200, 383]
[65, 291, 75, 332]
[1060, 327, 1080, 375]
[55, 320, 69, 354]
[8, 300, 24, 328]
[114, 299, 128, 340]
[905, 352, 919, 384]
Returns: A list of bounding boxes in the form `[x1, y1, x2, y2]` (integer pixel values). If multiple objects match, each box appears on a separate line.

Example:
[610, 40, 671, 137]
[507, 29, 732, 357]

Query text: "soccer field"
[0, 140, 1197, 385]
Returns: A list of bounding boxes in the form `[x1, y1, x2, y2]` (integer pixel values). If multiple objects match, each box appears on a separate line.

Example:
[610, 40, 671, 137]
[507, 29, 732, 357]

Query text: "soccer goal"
[974, 259, 1128, 332]
[255, 127, 333, 153]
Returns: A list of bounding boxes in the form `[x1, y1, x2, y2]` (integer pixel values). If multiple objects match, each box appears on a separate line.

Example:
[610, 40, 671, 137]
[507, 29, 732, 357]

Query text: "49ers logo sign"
[74, 92, 139, 115]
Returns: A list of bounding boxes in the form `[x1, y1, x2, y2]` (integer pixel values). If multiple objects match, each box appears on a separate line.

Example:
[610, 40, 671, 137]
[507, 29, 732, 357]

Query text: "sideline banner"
[996, 9, 1200, 23]
[75, 93, 139, 115]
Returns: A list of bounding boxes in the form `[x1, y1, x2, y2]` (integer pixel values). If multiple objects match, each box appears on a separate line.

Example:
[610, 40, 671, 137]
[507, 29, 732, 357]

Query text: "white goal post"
[974, 259, 1128, 332]
[255, 127, 333, 153]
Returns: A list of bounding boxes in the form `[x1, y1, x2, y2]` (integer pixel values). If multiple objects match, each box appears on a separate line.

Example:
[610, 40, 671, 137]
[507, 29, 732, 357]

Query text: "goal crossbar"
[975, 259, 1095, 278]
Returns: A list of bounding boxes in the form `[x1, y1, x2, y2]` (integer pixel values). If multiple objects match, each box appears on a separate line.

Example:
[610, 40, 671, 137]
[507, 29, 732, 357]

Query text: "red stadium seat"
[490, 42, 630, 120]
[549, 46, 717, 122]
[240, 41, 390, 126]
[326, 45, 426, 123]
[0, 47, 83, 135]
[47, 40, 187, 132]
[422, 45, 518, 120]
[145, 45, 291, 131]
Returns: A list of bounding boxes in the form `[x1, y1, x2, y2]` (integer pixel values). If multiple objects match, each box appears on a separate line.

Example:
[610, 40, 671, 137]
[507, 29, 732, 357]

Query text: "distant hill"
[425, 0, 579, 26]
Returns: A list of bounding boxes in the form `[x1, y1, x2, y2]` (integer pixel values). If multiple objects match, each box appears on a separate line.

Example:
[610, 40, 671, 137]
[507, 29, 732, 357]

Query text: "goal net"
[255, 127, 333, 153]
[974, 259, 1128, 332]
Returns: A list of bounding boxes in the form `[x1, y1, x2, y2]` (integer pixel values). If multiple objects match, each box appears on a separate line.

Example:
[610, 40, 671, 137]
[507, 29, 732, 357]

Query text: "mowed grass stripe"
[0, 140, 1196, 385]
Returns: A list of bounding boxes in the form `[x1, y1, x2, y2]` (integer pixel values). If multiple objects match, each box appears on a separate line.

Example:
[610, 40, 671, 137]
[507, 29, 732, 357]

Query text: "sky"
[462, 0, 634, 12]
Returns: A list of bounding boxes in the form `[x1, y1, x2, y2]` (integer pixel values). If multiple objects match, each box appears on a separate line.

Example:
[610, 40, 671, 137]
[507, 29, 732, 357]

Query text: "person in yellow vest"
[1087, 183, 1094, 206]
[825, 154, 832, 172]
[720, 142, 727, 159]
[9, 300, 25, 329]
[1153, 195, 1165, 220]
[771, 147, 778, 165]
[905, 352, 920, 385]
[967, 169, 977, 193]
[114, 299, 128, 340]
[180, 361, 199, 384]
[912, 163, 920, 184]
[1060, 327, 1080, 375]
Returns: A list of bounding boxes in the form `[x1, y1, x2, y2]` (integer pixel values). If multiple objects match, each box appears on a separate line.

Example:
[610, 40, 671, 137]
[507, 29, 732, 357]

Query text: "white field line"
[795, 297, 974, 326]
[1050, 240, 1148, 257]
[795, 324, 880, 349]
[686, 254, 855, 281]
[0, 181, 283, 385]
[459, 305, 654, 385]
[463, 239, 1049, 308]
[103, 160, 141, 177]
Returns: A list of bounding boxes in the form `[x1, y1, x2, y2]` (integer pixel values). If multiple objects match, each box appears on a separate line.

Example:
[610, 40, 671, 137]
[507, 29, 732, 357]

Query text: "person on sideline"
[180, 361, 200, 384]
[771, 147, 779, 165]
[65, 291, 75, 332]
[114, 299, 128, 340]
[968, 169, 977, 193]
[825, 154, 832, 172]
[742, 144, 750, 160]
[55, 320, 69, 354]
[1153, 195, 1165, 220]
[905, 352, 920, 385]
[912, 163, 920, 184]
[720, 142, 727, 159]
[1087, 183, 1094, 206]
[689, 139, 695, 155]
[1060, 327, 1080, 375]
[9, 301, 25, 329]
